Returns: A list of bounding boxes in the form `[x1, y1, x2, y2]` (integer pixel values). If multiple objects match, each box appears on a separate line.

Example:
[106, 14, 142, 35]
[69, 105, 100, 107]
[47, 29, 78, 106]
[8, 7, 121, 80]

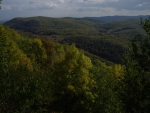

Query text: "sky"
[0, 0, 150, 20]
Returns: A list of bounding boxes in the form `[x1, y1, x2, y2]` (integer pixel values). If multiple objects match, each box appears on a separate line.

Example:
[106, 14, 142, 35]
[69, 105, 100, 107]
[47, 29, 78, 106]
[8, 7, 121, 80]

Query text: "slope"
[84, 15, 150, 22]
[3, 16, 147, 64]
[4, 16, 99, 36]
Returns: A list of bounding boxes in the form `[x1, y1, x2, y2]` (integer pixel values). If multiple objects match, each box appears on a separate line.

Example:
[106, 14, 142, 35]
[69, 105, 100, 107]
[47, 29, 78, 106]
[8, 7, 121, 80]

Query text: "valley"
[3, 16, 147, 64]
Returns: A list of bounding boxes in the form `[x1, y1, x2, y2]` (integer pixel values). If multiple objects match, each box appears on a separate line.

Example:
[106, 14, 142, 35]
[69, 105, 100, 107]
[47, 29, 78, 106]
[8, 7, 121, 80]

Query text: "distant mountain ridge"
[84, 15, 150, 22]
[0, 20, 7, 24]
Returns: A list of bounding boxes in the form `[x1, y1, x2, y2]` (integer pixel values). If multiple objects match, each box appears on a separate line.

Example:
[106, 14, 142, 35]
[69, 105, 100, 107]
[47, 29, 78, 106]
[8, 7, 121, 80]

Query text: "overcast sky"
[0, 0, 150, 20]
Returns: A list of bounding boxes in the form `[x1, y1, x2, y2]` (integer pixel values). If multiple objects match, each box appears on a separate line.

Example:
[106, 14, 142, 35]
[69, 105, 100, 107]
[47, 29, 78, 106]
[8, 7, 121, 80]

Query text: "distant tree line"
[0, 0, 2, 9]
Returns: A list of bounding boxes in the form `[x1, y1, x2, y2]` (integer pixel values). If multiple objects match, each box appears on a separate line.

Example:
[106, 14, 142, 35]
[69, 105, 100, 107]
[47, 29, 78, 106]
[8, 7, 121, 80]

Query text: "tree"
[91, 61, 124, 113]
[0, 25, 46, 112]
[0, 0, 2, 9]
[49, 44, 95, 113]
[122, 17, 150, 113]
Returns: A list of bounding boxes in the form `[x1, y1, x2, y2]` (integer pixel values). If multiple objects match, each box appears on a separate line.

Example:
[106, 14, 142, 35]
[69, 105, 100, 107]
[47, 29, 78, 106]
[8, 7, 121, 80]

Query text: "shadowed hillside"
[84, 15, 150, 22]
[3, 16, 147, 64]
[4, 16, 99, 35]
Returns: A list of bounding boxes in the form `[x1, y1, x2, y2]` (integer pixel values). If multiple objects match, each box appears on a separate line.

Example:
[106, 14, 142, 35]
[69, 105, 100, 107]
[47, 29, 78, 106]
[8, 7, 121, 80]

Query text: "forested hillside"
[4, 16, 146, 64]
[84, 15, 150, 22]
[4, 17, 98, 36]
[0, 17, 150, 113]
[0, 24, 123, 112]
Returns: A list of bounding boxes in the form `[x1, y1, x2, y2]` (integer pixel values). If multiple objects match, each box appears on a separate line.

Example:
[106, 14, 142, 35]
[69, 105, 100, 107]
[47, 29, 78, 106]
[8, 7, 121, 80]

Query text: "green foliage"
[91, 61, 124, 113]
[0, 25, 34, 112]
[141, 17, 150, 36]
[0, 0, 2, 9]
[4, 17, 146, 64]
[49, 44, 95, 112]
[0, 25, 95, 112]
[1, 17, 149, 113]
[122, 17, 150, 113]
[62, 37, 126, 64]
[0, 24, 126, 113]
[4, 17, 98, 36]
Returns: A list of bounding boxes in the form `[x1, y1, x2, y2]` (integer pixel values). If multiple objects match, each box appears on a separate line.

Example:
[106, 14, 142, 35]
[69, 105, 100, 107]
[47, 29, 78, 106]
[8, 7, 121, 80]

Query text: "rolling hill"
[84, 15, 150, 22]
[3, 16, 148, 64]
[4, 16, 99, 36]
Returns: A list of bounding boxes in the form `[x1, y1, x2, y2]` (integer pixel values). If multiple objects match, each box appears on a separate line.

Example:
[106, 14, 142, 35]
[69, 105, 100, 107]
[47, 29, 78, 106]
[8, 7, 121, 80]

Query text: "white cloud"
[28, 2, 58, 10]
[59, 0, 65, 3]
[0, 0, 150, 20]
[136, 4, 143, 7]
[1, 5, 12, 10]
[136, 2, 146, 7]
[1, 0, 62, 11]
[76, 0, 119, 4]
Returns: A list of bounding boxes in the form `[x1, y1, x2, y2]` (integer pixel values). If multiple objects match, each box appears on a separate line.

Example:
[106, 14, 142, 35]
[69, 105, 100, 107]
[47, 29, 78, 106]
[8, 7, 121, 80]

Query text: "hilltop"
[84, 15, 150, 22]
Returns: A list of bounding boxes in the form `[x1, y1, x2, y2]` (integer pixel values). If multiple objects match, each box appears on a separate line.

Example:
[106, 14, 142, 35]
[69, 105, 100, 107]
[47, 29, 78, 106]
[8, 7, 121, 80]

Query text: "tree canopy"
[0, 0, 1, 4]
[0, 17, 150, 113]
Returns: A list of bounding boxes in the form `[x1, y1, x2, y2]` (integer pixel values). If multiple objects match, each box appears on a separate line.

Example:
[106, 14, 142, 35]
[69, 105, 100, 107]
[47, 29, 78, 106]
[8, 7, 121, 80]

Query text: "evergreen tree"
[0, 0, 2, 9]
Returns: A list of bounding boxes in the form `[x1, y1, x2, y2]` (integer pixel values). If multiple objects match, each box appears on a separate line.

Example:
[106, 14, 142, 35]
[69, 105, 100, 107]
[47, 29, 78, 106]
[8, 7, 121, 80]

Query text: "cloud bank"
[0, 0, 150, 20]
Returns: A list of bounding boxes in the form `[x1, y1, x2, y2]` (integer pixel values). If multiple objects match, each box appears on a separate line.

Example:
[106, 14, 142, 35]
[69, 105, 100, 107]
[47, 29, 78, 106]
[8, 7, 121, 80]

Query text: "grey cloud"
[0, 0, 150, 20]
[78, 0, 150, 11]
[1, 0, 62, 11]
[72, 0, 120, 5]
